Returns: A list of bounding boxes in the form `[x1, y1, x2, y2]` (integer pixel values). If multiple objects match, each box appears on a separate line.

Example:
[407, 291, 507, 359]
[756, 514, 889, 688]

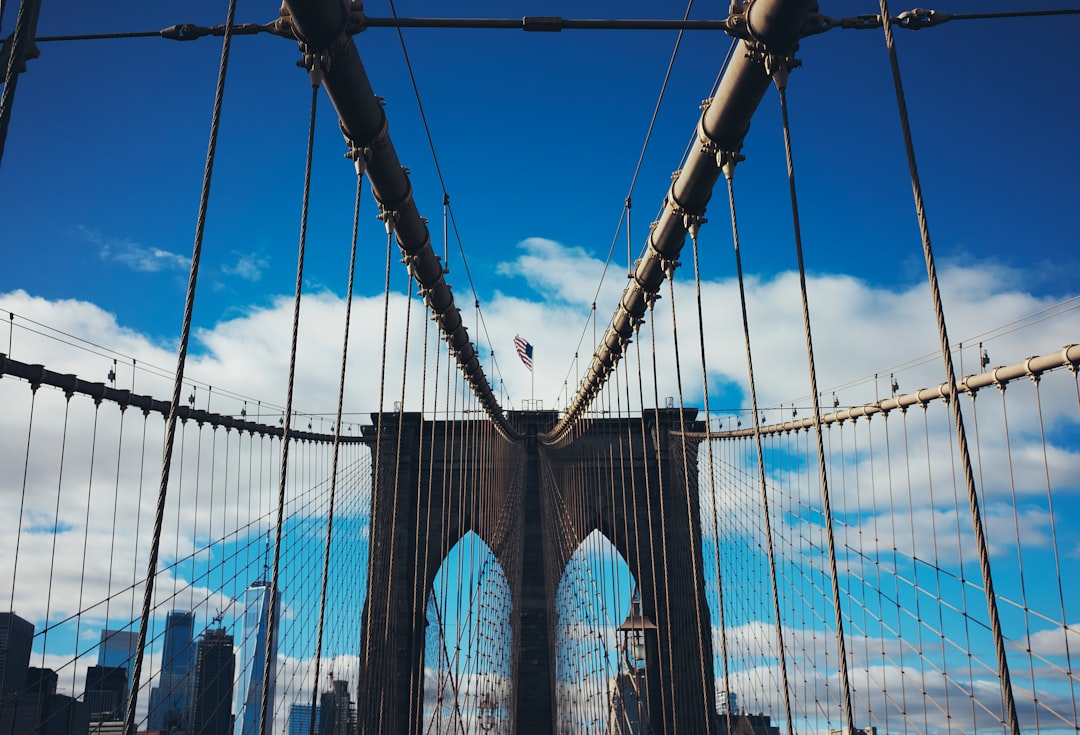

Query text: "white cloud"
[78, 225, 190, 273]
[1, 239, 1077, 733]
[222, 252, 271, 282]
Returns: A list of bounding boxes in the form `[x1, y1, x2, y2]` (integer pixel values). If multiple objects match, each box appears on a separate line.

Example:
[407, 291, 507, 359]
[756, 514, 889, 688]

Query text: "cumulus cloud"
[1, 237, 1077, 734]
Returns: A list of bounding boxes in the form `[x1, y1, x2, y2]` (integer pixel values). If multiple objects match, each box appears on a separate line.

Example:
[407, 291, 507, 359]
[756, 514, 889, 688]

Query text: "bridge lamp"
[478, 691, 497, 732]
[616, 590, 656, 671]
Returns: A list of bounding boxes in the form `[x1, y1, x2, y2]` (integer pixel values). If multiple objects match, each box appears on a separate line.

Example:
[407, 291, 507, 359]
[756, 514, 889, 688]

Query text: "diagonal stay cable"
[122, 1, 238, 732]
[877, 2, 1020, 732]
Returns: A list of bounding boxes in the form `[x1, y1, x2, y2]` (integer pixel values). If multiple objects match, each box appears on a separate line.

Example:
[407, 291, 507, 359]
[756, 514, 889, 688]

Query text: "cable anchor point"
[299, 47, 332, 87]
[765, 51, 801, 91]
[683, 213, 707, 241]
[377, 207, 399, 234]
[717, 149, 745, 180]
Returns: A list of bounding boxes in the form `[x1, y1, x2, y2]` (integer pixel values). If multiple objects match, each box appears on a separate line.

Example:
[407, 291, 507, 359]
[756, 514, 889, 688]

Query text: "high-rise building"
[234, 581, 280, 735]
[84, 665, 128, 724]
[96, 629, 138, 720]
[97, 630, 138, 671]
[0, 612, 34, 701]
[147, 611, 195, 731]
[318, 680, 354, 735]
[286, 702, 319, 735]
[0, 666, 88, 735]
[190, 628, 234, 735]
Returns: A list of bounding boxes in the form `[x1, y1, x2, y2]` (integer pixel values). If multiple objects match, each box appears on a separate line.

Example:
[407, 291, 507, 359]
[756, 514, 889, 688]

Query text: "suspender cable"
[261, 77, 319, 735]
[719, 152, 795, 734]
[689, 229, 733, 735]
[875, 3, 1020, 731]
[664, 266, 713, 726]
[646, 307, 679, 732]
[309, 172, 364, 735]
[771, 62, 855, 732]
[124, 2, 238, 730]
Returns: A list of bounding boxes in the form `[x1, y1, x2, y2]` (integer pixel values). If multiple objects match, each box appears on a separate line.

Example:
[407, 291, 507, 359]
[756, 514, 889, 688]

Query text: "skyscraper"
[0, 612, 33, 701]
[190, 628, 234, 735]
[96, 629, 137, 719]
[286, 702, 319, 735]
[318, 680, 354, 735]
[234, 581, 280, 735]
[84, 664, 128, 724]
[96, 630, 137, 671]
[147, 611, 195, 731]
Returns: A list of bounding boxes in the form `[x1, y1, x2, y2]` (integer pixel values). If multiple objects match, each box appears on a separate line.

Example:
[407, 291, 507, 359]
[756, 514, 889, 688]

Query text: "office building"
[190, 628, 235, 735]
[0, 666, 88, 735]
[96, 629, 138, 720]
[97, 630, 138, 671]
[84, 665, 128, 724]
[0, 612, 34, 700]
[286, 702, 319, 735]
[318, 680, 354, 735]
[147, 611, 195, 731]
[234, 581, 280, 735]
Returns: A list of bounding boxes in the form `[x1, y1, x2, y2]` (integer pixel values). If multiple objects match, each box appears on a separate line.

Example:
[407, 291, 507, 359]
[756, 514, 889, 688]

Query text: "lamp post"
[615, 588, 656, 732]
[478, 691, 497, 733]
[616, 589, 656, 671]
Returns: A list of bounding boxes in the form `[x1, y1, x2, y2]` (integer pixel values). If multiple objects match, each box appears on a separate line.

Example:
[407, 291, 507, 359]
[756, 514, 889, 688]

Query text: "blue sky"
[3, 0, 1078, 403]
[2, 1, 1079, 732]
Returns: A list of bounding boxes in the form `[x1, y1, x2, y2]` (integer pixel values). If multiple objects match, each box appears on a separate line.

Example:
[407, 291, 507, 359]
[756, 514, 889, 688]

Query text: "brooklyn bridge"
[1, 0, 1078, 733]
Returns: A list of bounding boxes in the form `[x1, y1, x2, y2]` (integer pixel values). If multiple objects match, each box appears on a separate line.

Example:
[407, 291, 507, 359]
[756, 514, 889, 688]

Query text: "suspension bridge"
[1, 0, 1078, 733]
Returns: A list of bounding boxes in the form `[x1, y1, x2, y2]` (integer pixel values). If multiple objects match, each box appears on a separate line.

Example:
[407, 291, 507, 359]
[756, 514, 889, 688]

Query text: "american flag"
[513, 335, 533, 371]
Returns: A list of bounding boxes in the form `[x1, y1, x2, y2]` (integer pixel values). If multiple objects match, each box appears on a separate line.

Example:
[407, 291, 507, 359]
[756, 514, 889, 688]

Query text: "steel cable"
[260, 79, 318, 735]
[720, 157, 795, 734]
[773, 70, 856, 732]
[309, 172, 364, 735]
[123, 2, 238, 729]
[876, 3, 1020, 730]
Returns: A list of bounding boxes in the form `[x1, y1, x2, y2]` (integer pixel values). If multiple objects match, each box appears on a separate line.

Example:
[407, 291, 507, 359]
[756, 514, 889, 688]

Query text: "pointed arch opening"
[554, 529, 643, 733]
[423, 530, 512, 734]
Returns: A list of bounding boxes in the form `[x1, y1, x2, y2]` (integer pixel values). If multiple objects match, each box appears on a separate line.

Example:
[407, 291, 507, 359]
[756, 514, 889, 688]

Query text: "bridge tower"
[357, 409, 715, 734]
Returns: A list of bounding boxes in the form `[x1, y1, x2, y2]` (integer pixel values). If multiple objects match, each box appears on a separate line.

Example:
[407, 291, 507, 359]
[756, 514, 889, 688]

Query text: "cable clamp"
[299, 47, 332, 86]
[342, 128, 370, 177]
[766, 50, 801, 90]
[667, 186, 707, 241]
[683, 213, 707, 241]
[645, 238, 679, 277]
[717, 149, 745, 180]
[895, 8, 950, 30]
[378, 207, 399, 234]
[722, 2, 754, 42]
[275, 2, 366, 47]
